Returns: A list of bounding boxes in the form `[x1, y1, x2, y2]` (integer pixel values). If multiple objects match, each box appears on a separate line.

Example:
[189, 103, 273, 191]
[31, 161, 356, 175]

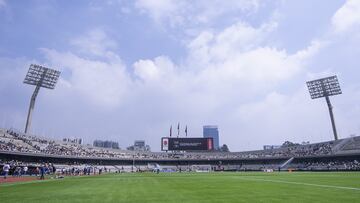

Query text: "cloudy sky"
[0, 0, 359, 151]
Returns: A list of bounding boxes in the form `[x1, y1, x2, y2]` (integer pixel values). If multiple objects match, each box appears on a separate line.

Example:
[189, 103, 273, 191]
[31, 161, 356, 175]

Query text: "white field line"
[236, 177, 360, 191]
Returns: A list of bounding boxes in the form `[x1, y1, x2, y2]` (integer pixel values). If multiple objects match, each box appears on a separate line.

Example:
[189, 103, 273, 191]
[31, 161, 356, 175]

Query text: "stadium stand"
[1, 128, 360, 173]
[340, 136, 360, 151]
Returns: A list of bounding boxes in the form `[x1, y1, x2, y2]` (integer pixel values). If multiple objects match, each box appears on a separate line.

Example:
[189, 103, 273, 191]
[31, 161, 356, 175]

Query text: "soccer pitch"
[1, 172, 359, 202]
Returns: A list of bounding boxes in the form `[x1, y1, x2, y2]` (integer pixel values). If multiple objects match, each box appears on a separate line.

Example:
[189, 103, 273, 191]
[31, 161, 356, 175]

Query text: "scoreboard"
[161, 137, 213, 151]
[306, 75, 342, 99]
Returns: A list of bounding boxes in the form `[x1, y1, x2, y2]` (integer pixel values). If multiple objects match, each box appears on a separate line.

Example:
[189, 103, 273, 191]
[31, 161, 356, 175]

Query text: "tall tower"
[23, 64, 61, 134]
[203, 125, 219, 150]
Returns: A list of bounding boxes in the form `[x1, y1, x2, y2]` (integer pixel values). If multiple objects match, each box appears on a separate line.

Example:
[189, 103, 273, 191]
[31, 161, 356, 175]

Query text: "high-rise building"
[203, 125, 219, 150]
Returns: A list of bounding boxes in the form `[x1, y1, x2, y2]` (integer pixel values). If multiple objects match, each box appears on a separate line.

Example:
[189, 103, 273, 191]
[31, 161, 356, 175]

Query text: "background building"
[127, 140, 151, 151]
[263, 145, 281, 150]
[63, 138, 82, 145]
[203, 125, 219, 150]
[93, 140, 119, 149]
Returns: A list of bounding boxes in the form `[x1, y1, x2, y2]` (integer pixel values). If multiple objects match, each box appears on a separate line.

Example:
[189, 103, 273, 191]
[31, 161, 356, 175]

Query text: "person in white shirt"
[3, 164, 10, 179]
[23, 166, 28, 175]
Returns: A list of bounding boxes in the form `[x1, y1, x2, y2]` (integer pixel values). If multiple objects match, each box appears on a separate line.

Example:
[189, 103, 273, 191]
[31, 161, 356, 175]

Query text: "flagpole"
[177, 122, 180, 138]
[170, 125, 172, 137]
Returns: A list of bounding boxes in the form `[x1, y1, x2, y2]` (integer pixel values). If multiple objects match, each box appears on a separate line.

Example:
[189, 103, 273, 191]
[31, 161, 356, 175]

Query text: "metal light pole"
[25, 85, 41, 134]
[23, 64, 61, 134]
[325, 96, 338, 140]
[307, 75, 342, 140]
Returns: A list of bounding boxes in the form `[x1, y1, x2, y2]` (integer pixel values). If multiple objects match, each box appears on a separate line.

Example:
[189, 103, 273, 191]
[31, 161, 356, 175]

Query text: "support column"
[325, 96, 338, 140]
[24, 85, 40, 134]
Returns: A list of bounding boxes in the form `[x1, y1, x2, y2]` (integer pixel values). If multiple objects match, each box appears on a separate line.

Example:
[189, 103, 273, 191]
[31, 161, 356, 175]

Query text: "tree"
[281, 141, 300, 148]
[220, 144, 230, 152]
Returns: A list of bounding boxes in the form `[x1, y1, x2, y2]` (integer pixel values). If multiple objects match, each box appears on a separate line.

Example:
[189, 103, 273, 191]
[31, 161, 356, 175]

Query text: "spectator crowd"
[1, 128, 360, 161]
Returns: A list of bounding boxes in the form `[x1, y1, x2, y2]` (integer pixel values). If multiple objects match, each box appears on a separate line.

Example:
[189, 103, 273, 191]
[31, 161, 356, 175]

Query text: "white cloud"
[133, 56, 175, 82]
[186, 21, 321, 95]
[41, 29, 133, 109]
[135, 0, 182, 25]
[134, 0, 260, 30]
[70, 29, 117, 57]
[134, 59, 161, 81]
[41, 48, 131, 109]
[188, 22, 278, 64]
[332, 0, 360, 33]
[231, 88, 336, 149]
[128, 17, 323, 108]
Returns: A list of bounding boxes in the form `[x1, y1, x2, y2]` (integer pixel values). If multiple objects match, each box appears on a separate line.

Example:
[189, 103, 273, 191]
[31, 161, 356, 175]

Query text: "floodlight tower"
[23, 64, 61, 134]
[306, 75, 342, 140]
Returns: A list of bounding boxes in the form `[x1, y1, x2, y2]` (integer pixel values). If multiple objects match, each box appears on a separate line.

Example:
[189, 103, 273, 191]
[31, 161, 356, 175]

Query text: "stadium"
[1, 127, 360, 202]
[1, 1, 360, 203]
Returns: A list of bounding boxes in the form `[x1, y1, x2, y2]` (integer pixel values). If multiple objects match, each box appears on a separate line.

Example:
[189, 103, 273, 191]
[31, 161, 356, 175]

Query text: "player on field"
[3, 163, 10, 179]
[40, 165, 46, 180]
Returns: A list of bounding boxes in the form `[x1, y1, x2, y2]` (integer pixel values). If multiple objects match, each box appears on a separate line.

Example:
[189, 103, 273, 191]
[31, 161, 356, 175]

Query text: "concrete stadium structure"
[1, 128, 360, 173]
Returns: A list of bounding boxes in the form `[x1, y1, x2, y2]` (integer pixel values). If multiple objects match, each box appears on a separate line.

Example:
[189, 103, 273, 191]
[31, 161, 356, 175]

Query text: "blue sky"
[0, 0, 360, 151]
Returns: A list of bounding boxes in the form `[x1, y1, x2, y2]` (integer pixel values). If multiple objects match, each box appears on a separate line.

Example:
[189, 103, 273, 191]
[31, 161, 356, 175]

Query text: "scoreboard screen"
[161, 137, 213, 151]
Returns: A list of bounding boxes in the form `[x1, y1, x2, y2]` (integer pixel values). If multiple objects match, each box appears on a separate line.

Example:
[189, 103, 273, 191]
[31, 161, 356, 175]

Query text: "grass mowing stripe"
[236, 177, 360, 191]
[0, 179, 58, 187]
[1, 172, 360, 203]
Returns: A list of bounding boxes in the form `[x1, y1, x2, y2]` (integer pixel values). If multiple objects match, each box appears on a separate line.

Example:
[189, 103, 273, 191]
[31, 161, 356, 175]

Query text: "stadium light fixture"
[23, 64, 61, 134]
[306, 75, 342, 140]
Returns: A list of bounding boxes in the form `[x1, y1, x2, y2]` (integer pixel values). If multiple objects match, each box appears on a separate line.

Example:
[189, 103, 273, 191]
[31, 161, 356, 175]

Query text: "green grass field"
[1, 172, 360, 202]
